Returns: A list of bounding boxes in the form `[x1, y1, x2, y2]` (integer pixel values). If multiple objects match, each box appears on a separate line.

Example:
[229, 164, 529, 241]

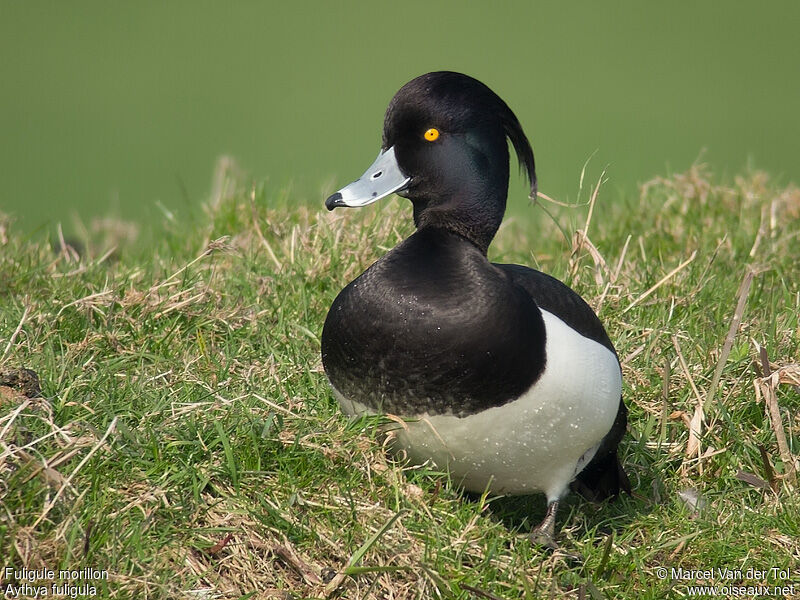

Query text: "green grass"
[1, 165, 799, 599]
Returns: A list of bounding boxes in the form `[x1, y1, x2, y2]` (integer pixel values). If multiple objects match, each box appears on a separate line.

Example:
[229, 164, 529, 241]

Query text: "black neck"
[411, 167, 509, 254]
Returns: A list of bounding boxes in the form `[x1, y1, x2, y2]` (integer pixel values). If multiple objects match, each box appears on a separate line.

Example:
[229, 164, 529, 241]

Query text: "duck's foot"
[529, 499, 559, 549]
[528, 500, 584, 562]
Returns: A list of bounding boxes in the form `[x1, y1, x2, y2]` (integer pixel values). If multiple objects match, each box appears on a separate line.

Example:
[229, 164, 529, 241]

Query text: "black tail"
[571, 397, 630, 501]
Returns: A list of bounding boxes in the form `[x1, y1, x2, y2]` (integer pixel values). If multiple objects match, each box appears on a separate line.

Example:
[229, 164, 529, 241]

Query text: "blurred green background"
[2, 1, 799, 233]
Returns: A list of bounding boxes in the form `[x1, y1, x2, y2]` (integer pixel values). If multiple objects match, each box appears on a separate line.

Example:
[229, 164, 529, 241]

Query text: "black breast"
[321, 228, 546, 417]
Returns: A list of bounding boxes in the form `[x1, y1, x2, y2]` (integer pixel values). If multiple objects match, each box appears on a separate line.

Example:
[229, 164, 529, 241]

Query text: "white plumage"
[334, 309, 621, 502]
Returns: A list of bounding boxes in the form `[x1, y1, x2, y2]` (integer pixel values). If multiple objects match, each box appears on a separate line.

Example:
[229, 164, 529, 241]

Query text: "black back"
[496, 263, 616, 355]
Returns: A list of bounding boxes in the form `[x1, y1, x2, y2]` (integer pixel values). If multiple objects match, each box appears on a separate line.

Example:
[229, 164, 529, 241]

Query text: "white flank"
[334, 309, 622, 502]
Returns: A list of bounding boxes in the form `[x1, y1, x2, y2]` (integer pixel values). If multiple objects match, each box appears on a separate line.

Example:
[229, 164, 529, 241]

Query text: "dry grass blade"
[774, 364, 800, 388]
[755, 346, 799, 487]
[461, 583, 506, 600]
[748, 202, 771, 257]
[583, 167, 607, 239]
[758, 445, 780, 492]
[272, 543, 323, 586]
[17, 448, 69, 487]
[568, 169, 609, 285]
[623, 250, 697, 314]
[1, 305, 30, 362]
[705, 266, 756, 410]
[0, 397, 31, 441]
[534, 191, 583, 207]
[673, 336, 705, 476]
[658, 357, 672, 451]
[150, 237, 229, 292]
[206, 533, 235, 556]
[251, 186, 283, 271]
[569, 230, 609, 286]
[735, 469, 771, 491]
[33, 416, 118, 527]
[57, 223, 80, 263]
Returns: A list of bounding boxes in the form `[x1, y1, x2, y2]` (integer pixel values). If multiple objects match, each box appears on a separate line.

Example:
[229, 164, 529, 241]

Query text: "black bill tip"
[325, 192, 344, 211]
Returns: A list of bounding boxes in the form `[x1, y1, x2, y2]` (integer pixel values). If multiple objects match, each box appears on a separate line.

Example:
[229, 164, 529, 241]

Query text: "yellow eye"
[424, 128, 440, 142]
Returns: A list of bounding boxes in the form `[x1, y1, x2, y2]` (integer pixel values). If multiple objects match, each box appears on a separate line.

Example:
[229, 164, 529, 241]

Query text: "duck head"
[326, 71, 536, 252]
